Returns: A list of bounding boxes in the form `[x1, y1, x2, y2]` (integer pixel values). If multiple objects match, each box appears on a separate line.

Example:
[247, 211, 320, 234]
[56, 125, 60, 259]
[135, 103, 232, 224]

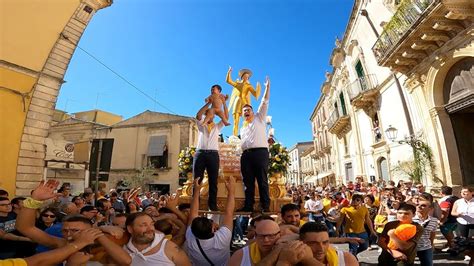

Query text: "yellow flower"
[275, 156, 281, 162]
[179, 153, 184, 158]
[272, 162, 277, 167]
[185, 158, 190, 163]
[191, 151, 195, 156]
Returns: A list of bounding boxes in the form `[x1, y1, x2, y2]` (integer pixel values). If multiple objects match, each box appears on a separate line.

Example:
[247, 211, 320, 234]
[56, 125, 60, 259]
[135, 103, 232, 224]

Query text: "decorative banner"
[45, 138, 74, 161]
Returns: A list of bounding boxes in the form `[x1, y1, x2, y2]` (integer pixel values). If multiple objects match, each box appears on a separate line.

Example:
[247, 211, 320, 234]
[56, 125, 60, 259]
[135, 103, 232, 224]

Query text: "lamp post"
[384, 125, 423, 148]
[385, 125, 426, 184]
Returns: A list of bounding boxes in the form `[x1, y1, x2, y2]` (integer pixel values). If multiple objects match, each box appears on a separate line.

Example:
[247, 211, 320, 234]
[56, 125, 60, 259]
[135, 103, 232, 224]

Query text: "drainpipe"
[360, 9, 414, 136]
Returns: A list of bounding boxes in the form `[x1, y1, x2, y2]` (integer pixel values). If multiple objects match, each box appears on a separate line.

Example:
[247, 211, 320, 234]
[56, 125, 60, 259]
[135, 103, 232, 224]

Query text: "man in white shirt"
[305, 192, 324, 222]
[238, 76, 271, 212]
[186, 177, 235, 266]
[193, 84, 229, 211]
[451, 187, 474, 238]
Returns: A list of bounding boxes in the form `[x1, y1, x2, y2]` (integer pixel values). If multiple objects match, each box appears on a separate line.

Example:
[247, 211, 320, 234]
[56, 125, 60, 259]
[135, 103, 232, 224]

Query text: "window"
[339, 92, 347, 116]
[373, 113, 382, 143]
[147, 136, 168, 168]
[355, 60, 365, 78]
[343, 136, 349, 155]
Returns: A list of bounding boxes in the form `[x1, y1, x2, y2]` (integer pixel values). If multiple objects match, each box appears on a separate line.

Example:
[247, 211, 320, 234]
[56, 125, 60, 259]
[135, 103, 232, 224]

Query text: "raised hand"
[166, 193, 179, 209]
[264, 76, 270, 89]
[72, 228, 104, 246]
[225, 176, 235, 193]
[99, 225, 124, 239]
[228, 66, 232, 72]
[31, 179, 61, 201]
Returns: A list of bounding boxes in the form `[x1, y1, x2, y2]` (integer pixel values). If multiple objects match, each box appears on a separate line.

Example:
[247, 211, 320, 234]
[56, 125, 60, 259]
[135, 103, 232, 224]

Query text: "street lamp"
[385, 125, 423, 148]
[385, 125, 398, 142]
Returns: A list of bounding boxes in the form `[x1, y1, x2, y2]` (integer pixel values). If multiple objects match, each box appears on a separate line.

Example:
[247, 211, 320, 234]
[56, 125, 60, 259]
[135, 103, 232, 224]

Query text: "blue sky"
[58, 0, 353, 147]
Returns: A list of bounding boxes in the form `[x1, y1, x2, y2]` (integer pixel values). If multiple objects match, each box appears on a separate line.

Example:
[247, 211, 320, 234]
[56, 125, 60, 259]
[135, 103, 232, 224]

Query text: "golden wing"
[255, 82, 261, 99]
[228, 87, 241, 114]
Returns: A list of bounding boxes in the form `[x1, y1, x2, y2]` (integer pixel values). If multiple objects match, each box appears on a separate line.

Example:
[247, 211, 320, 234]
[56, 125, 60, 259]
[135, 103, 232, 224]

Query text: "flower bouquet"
[268, 143, 290, 176]
[178, 146, 196, 177]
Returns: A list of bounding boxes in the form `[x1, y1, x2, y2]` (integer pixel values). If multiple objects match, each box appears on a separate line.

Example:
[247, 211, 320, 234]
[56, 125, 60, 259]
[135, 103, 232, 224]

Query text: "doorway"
[443, 58, 474, 185]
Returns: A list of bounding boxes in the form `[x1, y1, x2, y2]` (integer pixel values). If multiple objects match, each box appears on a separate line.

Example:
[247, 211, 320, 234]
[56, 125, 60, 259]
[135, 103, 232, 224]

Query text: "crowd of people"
[285, 177, 474, 265]
[1, 75, 473, 265]
[0, 177, 473, 266]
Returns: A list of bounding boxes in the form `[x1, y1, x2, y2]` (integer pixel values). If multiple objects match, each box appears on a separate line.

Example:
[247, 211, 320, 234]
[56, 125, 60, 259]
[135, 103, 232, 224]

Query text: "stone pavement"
[333, 230, 470, 265]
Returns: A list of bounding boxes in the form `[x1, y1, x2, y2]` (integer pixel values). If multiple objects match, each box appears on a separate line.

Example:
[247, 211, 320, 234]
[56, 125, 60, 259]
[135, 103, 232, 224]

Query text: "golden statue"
[226, 66, 261, 136]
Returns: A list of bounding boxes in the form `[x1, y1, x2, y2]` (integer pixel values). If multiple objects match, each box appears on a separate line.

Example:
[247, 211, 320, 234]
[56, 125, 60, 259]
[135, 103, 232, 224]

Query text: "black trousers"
[193, 150, 219, 209]
[241, 148, 270, 209]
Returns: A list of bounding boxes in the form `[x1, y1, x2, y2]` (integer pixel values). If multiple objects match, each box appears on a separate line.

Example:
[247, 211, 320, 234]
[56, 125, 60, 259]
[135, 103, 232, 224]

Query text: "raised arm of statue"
[226, 66, 237, 87]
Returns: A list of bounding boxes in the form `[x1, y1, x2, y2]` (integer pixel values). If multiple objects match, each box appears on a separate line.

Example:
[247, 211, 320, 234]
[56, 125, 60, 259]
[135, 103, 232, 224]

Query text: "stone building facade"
[310, 0, 473, 188]
[48, 110, 198, 194]
[288, 142, 313, 185]
[0, 0, 112, 196]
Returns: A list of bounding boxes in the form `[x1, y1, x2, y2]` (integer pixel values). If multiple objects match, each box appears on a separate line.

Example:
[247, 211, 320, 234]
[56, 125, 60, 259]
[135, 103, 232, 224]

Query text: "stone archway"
[14, 0, 112, 195]
[424, 45, 473, 187]
[443, 58, 474, 186]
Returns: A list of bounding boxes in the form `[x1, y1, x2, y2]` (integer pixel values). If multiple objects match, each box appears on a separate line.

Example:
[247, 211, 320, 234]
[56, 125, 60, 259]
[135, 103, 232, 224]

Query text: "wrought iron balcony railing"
[372, 0, 438, 63]
[348, 74, 379, 100]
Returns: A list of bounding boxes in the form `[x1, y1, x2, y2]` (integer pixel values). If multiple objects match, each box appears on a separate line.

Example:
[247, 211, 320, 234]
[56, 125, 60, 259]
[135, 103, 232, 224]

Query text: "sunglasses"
[42, 214, 56, 218]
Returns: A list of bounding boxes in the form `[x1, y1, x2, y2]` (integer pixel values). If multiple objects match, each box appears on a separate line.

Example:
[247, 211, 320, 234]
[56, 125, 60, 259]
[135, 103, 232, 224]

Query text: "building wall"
[0, 0, 112, 196]
[288, 142, 313, 185]
[312, 0, 473, 187]
[46, 112, 197, 194]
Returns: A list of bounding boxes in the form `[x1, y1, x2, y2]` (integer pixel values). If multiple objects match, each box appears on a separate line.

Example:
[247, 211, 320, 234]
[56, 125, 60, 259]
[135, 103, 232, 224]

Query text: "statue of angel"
[226, 66, 261, 136]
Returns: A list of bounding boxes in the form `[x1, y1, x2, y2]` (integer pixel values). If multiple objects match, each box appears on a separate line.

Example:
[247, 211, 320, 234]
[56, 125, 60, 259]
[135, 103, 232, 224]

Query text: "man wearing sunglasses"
[0, 197, 33, 259]
[16, 179, 132, 265]
[413, 197, 438, 266]
[336, 194, 376, 256]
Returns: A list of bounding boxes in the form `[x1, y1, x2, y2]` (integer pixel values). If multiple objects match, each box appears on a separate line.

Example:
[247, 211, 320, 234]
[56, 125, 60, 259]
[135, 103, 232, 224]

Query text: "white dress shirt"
[185, 226, 232, 266]
[196, 117, 224, 151]
[240, 99, 269, 151]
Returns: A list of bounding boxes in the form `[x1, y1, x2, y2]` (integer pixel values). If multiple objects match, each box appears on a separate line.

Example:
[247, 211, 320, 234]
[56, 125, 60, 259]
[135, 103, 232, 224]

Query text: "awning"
[304, 172, 334, 183]
[304, 175, 317, 183]
[148, 135, 167, 156]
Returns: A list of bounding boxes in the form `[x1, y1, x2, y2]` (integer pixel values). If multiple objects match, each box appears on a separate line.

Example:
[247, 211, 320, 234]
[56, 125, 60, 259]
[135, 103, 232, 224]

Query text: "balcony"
[372, 0, 472, 75]
[327, 110, 351, 139]
[349, 74, 380, 113]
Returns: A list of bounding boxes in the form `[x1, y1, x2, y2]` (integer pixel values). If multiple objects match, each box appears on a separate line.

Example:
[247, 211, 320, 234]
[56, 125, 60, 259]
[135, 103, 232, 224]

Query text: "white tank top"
[240, 245, 252, 266]
[240, 245, 346, 266]
[129, 234, 175, 266]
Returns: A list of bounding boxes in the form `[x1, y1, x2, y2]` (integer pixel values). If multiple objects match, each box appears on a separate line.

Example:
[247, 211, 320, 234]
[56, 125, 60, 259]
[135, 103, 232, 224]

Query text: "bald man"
[229, 220, 281, 265]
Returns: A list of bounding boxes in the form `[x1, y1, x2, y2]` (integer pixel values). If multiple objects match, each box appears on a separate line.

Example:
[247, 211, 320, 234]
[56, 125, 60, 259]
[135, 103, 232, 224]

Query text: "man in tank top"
[124, 212, 191, 266]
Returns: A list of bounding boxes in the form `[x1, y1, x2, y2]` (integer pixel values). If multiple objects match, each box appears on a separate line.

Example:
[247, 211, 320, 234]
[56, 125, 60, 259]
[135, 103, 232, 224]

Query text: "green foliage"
[268, 143, 290, 175]
[178, 146, 196, 176]
[391, 140, 442, 184]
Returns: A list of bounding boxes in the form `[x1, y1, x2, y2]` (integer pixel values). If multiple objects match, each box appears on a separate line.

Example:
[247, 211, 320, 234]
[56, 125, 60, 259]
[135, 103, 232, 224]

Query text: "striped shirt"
[413, 215, 438, 251]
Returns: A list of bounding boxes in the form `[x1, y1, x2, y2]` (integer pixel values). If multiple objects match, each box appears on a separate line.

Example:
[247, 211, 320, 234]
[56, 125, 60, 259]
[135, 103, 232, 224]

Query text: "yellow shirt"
[299, 220, 307, 227]
[374, 214, 388, 234]
[322, 198, 332, 213]
[0, 259, 27, 266]
[374, 195, 380, 207]
[341, 205, 368, 233]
